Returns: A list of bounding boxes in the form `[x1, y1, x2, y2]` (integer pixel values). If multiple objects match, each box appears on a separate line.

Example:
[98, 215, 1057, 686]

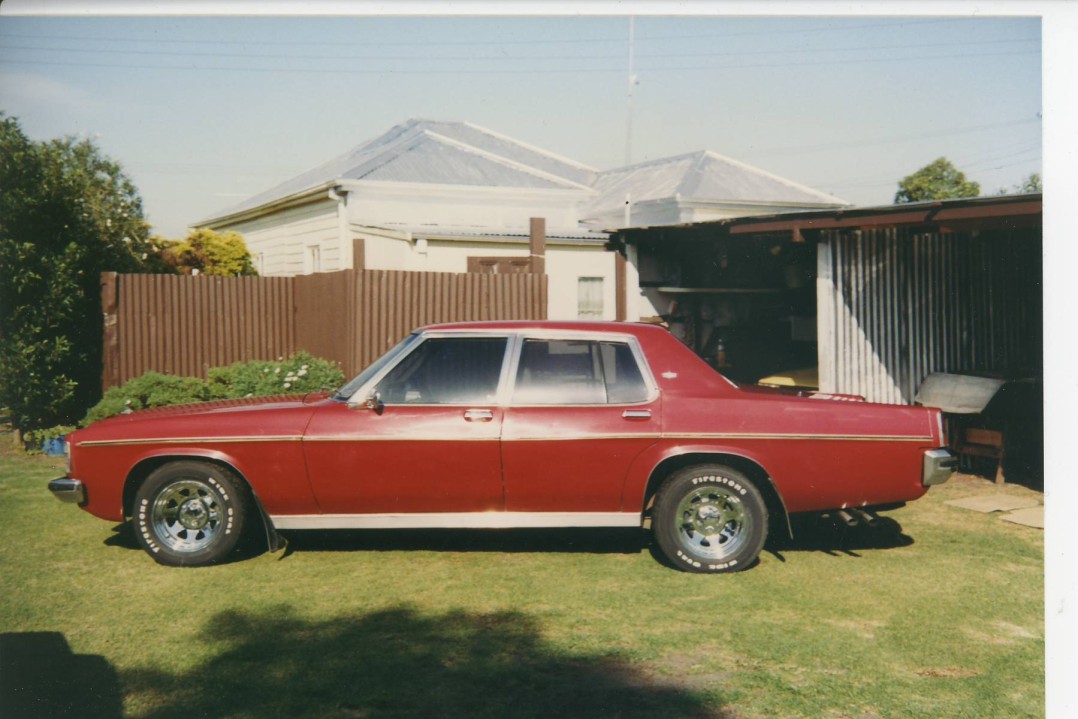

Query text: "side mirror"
[363, 390, 384, 414]
[347, 389, 383, 413]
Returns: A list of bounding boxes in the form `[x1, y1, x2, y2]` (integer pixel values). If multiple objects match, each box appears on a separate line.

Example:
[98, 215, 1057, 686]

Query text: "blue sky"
[0, 12, 1045, 237]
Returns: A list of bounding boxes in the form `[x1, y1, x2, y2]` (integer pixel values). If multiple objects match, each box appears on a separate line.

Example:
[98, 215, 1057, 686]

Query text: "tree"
[996, 172, 1042, 196]
[0, 114, 153, 432]
[894, 157, 981, 204]
[158, 228, 257, 276]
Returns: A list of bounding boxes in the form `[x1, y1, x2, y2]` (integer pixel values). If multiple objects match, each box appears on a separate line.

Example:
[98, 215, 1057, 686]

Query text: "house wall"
[219, 199, 342, 277]
[344, 181, 589, 234]
[356, 231, 616, 321]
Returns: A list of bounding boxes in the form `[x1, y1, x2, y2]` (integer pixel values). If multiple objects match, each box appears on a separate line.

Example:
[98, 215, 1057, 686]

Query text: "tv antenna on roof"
[625, 16, 639, 167]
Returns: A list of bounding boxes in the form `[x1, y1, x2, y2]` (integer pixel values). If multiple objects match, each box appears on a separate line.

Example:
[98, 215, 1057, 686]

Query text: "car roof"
[416, 320, 667, 338]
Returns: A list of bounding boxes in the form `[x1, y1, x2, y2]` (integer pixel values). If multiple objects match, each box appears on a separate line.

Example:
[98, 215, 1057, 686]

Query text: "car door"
[500, 336, 661, 514]
[303, 334, 510, 516]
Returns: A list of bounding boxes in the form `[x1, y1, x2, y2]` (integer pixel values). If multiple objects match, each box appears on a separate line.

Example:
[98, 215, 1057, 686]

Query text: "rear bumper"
[923, 449, 957, 487]
[48, 478, 86, 504]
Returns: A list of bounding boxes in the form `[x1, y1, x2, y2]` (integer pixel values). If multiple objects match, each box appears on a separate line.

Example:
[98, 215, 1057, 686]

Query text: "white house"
[196, 119, 848, 321]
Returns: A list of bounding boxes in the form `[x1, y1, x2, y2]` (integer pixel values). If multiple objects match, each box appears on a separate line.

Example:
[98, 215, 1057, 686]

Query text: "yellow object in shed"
[756, 367, 819, 390]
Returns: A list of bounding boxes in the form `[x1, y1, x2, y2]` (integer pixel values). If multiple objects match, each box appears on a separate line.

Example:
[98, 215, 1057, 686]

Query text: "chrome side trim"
[304, 436, 500, 442]
[77, 436, 302, 447]
[662, 432, 933, 442]
[270, 511, 643, 530]
[923, 448, 957, 486]
[78, 432, 933, 447]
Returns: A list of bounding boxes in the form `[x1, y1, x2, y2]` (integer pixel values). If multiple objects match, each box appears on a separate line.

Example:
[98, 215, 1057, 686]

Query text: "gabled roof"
[585, 150, 848, 218]
[201, 119, 598, 223]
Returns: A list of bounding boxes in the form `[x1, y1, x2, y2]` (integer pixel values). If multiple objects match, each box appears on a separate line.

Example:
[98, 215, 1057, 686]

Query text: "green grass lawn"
[0, 445, 1043, 719]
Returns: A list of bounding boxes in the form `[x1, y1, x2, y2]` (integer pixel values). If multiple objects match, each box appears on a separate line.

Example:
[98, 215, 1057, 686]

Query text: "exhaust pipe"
[834, 509, 858, 527]
[850, 508, 879, 527]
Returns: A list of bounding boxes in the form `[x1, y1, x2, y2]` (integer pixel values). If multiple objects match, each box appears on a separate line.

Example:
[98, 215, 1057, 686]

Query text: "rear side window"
[512, 339, 649, 405]
[375, 337, 507, 404]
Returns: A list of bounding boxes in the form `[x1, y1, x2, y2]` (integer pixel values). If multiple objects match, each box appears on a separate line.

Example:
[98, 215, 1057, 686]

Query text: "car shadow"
[121, 606, 729, 718]
[0, 632, 123, 719]
[105, 515, 911, 567]
[764, 513, 914, 562]
[279, 526, 651, 557]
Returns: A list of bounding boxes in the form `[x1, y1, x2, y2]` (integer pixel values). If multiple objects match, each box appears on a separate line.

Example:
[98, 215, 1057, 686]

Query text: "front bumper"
[48, 477, 86, 504]
[922, 449, 957, 487]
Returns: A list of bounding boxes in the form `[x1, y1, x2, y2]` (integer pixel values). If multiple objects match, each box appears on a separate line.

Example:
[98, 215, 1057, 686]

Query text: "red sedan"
[49, 321, 955, 572]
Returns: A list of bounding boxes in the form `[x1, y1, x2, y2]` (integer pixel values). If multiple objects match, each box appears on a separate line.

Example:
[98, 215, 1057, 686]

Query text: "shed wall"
[817, 227, 1042, 404]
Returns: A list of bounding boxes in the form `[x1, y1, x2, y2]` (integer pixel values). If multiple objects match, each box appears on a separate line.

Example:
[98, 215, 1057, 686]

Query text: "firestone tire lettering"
[132, 461, 249, 567]
[653, 464, 769, 574]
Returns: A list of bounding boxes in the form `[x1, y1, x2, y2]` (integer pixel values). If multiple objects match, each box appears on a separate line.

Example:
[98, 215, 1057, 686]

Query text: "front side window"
[512, 339, 649, 405]
[374, 337, 507, 405]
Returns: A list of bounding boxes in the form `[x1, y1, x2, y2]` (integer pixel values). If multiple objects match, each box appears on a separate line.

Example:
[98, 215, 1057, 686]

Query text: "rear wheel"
[134, 461, 248, 567]
[652, 464, 768, 573]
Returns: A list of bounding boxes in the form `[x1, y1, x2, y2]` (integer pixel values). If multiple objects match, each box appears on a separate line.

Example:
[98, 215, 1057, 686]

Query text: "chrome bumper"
[48, 478, 85, 504]
[923, 449, 957, 487]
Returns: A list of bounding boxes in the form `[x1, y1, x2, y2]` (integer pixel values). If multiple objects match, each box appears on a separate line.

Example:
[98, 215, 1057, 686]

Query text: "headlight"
[64, 440, 72, 474]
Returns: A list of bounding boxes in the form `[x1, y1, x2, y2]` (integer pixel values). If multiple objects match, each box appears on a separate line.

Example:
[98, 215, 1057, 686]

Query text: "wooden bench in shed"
[956, 427, 1005, 484]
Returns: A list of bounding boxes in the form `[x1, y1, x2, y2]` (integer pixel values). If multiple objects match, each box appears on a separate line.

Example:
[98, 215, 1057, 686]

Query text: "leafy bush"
[23, 424, 77, 452]
[81, 372, 212, 426]
[207, 352, 344, 399]
[79, 352, 344, 426]
[0, 114, 154, 432]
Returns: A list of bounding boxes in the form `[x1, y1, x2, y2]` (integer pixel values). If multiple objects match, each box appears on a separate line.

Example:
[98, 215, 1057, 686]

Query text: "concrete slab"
[1000, 506, 1044, 529]
[944, 495, 1041, 513]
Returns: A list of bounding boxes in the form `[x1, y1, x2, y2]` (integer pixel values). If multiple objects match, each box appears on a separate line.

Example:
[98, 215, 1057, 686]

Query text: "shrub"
[79, 352, 345, 426]
[81, 372, 212, 426]
[23, 424, 77, 453]
[207, 352, 344, 399]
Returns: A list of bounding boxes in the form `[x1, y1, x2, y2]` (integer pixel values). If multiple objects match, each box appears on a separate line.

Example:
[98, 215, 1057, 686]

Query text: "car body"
[50, 321, 955, 571]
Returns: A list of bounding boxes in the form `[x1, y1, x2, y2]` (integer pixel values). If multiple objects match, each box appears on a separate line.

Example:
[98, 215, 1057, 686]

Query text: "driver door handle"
[622, 409, 652, 420]
[464, 409, 494, 422]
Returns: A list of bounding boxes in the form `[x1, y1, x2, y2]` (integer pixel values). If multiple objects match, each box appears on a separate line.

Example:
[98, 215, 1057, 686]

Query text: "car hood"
[73, 393, 330, 443]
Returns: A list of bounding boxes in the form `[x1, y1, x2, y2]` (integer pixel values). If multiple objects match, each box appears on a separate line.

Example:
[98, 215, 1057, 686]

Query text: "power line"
[0, 49, 1039, 75]
[0, 18, 984, 49]
[0, 36, 1038, 63]
[747, 117, 1040, 158]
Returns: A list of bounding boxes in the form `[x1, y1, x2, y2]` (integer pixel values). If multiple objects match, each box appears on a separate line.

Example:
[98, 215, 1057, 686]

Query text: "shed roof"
[586, 150, 848, 218]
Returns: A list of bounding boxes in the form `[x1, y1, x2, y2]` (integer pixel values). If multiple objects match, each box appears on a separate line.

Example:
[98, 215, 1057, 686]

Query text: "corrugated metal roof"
[200, 121, 849, 228]
[586, 150, 848, 218]
[202, 119, 597, 223]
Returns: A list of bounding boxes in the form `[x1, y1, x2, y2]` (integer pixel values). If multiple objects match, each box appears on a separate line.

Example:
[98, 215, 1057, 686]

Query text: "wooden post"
[352, 238, 366, 271]
[529, 217, 546, 275]
[615, 250, 627, 321]
[100, 272, 120, 392]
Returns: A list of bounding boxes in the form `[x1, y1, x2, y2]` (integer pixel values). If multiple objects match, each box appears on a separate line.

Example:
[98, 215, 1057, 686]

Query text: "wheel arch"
[122, 454, 274, 541]
[642, 451, 793, 539]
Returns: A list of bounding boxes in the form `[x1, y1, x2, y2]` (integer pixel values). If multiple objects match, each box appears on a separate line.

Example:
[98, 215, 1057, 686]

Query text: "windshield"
[333, 333, 421, 401]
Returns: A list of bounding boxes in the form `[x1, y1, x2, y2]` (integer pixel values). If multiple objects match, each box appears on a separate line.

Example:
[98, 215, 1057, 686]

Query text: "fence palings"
[101, 269, 547, 390]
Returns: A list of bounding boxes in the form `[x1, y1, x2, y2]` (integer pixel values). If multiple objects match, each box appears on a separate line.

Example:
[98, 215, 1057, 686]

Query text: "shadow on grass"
[0, 632, 122, 718]
[282, 526, 650, 557]
[765, 514, 913, 562]
[122, 607, 727, 719]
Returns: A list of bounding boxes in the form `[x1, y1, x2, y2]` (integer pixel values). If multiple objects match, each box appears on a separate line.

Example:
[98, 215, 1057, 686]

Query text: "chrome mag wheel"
[675, 485, 750, 560]
[151, 479, 227, 553]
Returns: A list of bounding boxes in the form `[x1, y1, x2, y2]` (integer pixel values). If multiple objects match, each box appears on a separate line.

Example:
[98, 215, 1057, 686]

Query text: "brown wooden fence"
[101, 269, 547, 390]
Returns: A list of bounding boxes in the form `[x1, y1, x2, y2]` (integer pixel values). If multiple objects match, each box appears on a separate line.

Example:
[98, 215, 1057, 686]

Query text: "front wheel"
[134, 461, 248, 567]
[652, 464, 768, 573]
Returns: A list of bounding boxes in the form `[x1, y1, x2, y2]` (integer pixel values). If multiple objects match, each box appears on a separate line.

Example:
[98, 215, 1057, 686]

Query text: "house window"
[306, 244, 322, 274]
[577, 277, 604, 319]
[467, 256, 532, 274]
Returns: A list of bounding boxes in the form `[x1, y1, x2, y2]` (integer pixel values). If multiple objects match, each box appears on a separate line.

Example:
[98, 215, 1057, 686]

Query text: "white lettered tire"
[134, 461, 247, 567]
[653, 464, 768, 573]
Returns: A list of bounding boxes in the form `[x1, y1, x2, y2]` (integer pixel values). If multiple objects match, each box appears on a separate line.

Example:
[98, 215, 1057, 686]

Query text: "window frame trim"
[346, 329, 660, 409]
